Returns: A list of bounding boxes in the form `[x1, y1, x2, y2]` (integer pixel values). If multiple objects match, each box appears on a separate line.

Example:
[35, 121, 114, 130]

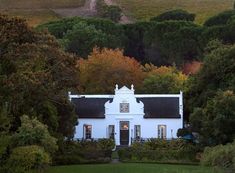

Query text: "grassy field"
[115, 0, 234, 25]
[0, 0, 85, 26]
[46, 163, 220, 173]
[0, 0, 85, 9]
[0, 9, 60, 26]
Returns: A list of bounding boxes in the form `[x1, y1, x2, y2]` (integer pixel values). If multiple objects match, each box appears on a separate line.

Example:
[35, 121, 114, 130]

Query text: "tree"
[96, 0, 122, 22]
[144, 21, 203, 66]
[61, 22, 113, 58]
[150, 9, 195, 22]
[141, 65, 187, 94]
[190, 91, 235, 146]
[103, 5, 122, 23]
[201, 20, 235, 45]
[0, 104, 12, 165]
[13, 115, 58, 154]
[204, 10, 235, 26]
[38, 17, 125, 58]
[186, 41, 235, 112]
[77, 48, 144, 94]
[123, 22, 149, 63]
[0, 15, 78, 139]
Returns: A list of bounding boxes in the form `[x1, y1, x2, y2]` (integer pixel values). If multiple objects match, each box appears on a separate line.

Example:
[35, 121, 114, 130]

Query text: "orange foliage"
[182, 61, 202, 75]
[77, 48, 144, 94]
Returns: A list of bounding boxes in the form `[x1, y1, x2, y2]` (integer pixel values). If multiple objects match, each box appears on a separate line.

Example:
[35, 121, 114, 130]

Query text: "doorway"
[120, 121, 129, 145]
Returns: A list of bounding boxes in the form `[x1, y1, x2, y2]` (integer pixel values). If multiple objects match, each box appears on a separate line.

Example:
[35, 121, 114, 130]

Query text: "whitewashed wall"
[73, 85, 183, 146]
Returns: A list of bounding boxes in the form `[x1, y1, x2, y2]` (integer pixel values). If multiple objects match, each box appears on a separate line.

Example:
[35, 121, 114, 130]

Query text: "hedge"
[53, 139, 114, 165]
[118, 139, 199, 164]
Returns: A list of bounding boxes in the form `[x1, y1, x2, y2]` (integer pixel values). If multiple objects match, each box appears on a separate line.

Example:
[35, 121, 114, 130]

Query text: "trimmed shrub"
[118, 139, 199, 163]
[97, 138, 115, 151]
[6, 145, 50, 173]
[53, 139, 115, 165]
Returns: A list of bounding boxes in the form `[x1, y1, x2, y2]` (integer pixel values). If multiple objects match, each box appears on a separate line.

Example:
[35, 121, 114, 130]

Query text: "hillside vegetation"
[115, 0, 234, 24]
[0, 9, 60, 26]
[0, 0, 85, 9]
[0, 0, 85, 26]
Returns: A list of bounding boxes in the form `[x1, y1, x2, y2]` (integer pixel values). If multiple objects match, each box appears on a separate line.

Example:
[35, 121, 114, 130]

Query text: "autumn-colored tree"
[78, 48, 144, 94]
[141, 64, 187, 94]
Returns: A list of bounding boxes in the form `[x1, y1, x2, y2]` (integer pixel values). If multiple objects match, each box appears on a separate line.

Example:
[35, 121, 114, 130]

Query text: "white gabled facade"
[69, 85, 183, 146]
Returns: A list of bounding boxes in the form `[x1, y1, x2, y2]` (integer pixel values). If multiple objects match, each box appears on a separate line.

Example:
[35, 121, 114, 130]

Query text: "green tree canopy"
[141, 65, 187, 94]
[38, 17, 125, 58]
[150, 9, 195, 22]
[190, 91, 235, 146]
[13, 115, 58, 154]
[144, 21, 203, 66]
[204, 10, 235, 26]
[61, 22, 120, 58]
[186, 41, 235, 112]
[103, 5, 122, 23]
[0, 15, 78, 139]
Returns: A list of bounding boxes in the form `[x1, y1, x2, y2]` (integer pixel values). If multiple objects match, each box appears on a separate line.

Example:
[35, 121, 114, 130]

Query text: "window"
[84, 125, 92, 139]
[120, 103, 129, 113]
[134, 125, 141, 140]
[108, 125, 115, 139]
[120, 121, 129, 130]
[158, 125, 166, 139]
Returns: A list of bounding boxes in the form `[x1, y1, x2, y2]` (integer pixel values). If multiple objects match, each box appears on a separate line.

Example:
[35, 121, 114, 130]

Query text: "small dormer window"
[120, 103, 129, 113]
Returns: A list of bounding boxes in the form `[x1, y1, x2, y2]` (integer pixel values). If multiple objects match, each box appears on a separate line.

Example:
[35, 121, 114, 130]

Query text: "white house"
[69, 85, 183, 146]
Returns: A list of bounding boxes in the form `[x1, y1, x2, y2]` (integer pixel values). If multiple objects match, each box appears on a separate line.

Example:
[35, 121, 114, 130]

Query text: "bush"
[13, 115, 58, 155]
[6, 145, 50, 173]
[53, 139, 114, 165]
[97, 138, 115, 151]
[177, 128, 191, 137]
[118, 139, 198, 163]
[150, 9, 195, 22]
[201, 141, 235, 171]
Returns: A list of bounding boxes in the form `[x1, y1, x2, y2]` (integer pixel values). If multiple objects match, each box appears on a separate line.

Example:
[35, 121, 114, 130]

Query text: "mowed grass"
[0, 9, 60, 27]
[0, 0, 85, 9]
[115, 0, 234, 24]
[45, 163, 220, 173]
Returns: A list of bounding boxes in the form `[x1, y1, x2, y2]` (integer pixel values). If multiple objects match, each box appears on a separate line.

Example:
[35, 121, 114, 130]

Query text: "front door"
[120, 121, 129, 145]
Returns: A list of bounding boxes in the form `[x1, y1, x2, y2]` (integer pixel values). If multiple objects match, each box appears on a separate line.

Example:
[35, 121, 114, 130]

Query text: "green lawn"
[115, 0, 234, 25]
[46, 163, 220, 173]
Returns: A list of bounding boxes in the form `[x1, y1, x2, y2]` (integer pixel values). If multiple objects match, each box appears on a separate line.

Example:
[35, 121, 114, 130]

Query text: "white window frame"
[134, 125, 141, 139]
[158, 125, 167, 139]
[108, 125, 115, 139]
[83, 124, 92, 139]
